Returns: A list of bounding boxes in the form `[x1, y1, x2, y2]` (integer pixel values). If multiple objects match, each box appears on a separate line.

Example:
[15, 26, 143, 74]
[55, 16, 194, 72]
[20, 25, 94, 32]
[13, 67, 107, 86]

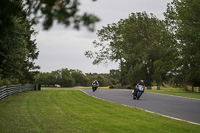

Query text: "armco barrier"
[0, 84, 35, 100]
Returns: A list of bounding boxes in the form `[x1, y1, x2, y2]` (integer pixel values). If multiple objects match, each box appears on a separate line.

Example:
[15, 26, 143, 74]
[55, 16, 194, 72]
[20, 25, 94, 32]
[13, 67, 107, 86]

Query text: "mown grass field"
[0, 87, 200, 133]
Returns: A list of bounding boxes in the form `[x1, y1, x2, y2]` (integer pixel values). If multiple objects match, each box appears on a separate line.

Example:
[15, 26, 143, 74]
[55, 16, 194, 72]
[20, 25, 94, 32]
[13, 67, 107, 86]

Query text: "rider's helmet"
[140, 80, 144, 83]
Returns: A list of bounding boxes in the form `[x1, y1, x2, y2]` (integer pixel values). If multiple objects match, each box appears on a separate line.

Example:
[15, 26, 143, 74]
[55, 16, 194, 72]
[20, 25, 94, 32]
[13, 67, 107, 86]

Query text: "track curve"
[81, 89, 200, 125]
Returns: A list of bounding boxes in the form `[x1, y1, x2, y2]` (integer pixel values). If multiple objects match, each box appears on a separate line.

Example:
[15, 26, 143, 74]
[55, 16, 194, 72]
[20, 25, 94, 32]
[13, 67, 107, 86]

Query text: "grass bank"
[0, 88, 199, 133]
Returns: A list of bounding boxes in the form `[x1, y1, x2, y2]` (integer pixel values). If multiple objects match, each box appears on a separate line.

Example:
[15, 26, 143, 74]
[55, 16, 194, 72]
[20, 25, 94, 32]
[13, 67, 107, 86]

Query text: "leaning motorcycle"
[132, 85, 144, 100]
[92, 84, 98, 92]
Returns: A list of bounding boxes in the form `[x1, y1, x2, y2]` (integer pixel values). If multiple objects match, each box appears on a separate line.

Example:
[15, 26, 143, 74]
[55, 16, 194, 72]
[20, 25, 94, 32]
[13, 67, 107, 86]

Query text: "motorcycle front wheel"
[133, 96, 136, 100]
[92, 87, 97, 92]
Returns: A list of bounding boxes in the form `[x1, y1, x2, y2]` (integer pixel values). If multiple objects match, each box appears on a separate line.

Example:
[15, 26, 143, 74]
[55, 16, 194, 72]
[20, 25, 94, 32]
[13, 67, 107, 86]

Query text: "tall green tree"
[0, 7, 39, 84]
[164, 0, 200, 86]
[86, 12, 176, 86]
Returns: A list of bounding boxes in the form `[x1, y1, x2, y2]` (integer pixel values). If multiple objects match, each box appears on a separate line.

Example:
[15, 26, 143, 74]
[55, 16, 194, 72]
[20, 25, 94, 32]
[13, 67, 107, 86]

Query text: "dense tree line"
[35, 68, 119, 87]
[85, 0, 200, 87]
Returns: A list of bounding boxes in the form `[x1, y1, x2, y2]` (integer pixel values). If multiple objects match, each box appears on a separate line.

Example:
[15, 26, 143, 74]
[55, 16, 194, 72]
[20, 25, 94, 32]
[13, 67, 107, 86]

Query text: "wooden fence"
[0, 84, 35, 100]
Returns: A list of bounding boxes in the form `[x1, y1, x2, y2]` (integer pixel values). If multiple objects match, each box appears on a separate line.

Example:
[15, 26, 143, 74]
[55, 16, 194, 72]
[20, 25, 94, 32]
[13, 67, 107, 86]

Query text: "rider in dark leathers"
[92, 80, 99, 91]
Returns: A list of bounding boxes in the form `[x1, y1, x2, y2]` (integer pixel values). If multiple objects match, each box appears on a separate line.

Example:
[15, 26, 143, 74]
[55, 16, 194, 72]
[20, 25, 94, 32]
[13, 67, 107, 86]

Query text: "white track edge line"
[80, 89, 200, 126]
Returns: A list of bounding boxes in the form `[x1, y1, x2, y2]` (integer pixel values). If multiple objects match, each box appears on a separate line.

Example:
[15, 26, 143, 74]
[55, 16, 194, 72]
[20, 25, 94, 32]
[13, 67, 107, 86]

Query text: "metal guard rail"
[0, 84, 35, 100]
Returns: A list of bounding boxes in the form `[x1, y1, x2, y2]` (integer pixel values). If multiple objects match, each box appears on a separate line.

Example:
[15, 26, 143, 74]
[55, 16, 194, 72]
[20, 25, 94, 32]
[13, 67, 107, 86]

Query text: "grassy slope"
[0, 88, 199, 133]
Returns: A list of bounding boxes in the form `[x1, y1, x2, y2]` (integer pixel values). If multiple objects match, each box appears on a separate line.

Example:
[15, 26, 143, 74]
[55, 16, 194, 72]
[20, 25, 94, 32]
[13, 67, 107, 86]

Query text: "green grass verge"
[0, 88, 199, 133]
[145, 87, 200, 99]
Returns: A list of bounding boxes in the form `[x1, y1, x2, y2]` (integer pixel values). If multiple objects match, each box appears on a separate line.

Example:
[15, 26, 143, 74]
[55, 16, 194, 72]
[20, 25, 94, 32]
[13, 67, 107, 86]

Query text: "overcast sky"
[34, 0, 173, 74]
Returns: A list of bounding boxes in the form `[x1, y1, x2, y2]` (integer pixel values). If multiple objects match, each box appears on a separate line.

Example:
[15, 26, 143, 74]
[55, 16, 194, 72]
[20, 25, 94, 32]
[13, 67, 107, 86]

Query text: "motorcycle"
[92, 84, 98, 92]
[132, 85, 144, 100]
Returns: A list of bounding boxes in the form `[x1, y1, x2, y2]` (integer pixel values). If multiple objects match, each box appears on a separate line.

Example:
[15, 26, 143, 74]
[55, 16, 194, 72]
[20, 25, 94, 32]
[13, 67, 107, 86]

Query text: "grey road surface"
[81, 89, 200, 125]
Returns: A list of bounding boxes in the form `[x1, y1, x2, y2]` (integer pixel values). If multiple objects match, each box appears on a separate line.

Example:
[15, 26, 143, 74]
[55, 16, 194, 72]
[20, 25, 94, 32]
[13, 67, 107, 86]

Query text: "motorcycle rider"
[92, 80, 99, 91]
[133, 80, 145, 95]
[92, 80, 99, 86]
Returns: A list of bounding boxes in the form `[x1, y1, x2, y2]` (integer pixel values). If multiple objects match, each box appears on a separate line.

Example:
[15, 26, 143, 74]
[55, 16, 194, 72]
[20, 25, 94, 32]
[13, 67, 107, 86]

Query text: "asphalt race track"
[81, 89, 200, 125]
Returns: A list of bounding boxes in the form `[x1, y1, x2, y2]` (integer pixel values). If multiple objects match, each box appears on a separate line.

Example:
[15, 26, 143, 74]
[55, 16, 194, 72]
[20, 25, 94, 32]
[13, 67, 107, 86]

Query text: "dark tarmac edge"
[80, 89, 200, 126]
